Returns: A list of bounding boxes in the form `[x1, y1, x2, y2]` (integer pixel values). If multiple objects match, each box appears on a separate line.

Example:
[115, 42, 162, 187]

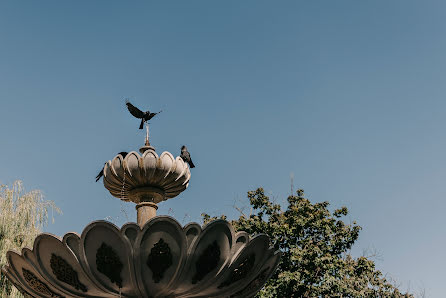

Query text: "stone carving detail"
[3, 218, 280, 297]
[218, 253, 256, 289]
[192, 240, 220, 284]
[96, 242, 123, 288]
[50, 253, 87, 292]
[103, 151, 191, 202]
[146, 238, 173, 283]
[22, 268, 60, 297]
[231, 267, 270, 297]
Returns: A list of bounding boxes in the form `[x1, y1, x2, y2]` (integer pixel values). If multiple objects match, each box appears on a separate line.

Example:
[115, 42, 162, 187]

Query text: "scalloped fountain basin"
[2, 216, 281, 298]
[103, 150, 191, 203]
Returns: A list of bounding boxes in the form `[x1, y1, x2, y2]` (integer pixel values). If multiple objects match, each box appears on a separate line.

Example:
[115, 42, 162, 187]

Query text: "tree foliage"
[0, 181, 61, 297]
[203, 188, 412, 297]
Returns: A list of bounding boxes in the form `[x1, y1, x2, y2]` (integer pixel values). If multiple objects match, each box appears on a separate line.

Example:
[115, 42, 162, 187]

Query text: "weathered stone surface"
[103, 149, 191, 204]
[2, 216, 280, 298]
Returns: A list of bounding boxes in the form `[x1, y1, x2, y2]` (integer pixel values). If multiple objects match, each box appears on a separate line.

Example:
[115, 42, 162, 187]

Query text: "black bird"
[95, 152, 128, 182]
[126, 100, 162, 129]
[180, 146, 195, 168]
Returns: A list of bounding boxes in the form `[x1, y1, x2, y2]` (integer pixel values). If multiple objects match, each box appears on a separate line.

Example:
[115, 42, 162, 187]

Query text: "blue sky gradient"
[1, 1, 445, 296]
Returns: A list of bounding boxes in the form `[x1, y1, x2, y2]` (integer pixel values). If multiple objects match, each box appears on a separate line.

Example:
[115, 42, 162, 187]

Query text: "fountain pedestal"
[130, 186, 164, 226]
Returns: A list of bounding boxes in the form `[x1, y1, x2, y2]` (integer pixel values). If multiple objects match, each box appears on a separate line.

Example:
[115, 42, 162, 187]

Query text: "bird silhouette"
[96, 152, 128, 182]
[180, 146, 195, 168]
[126, 100, 162, 129]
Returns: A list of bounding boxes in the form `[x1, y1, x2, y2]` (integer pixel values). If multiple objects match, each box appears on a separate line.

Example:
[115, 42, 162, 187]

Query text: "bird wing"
[189, 158, 195, 168]
[95, 167, 104, 182]
[145, 110, 162, 121]
[126, 100, 144, 118]
[145, 112, 156, 121]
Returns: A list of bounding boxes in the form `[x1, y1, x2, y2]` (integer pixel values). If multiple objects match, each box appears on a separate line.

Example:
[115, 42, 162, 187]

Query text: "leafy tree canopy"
[203, 188, 412, 298]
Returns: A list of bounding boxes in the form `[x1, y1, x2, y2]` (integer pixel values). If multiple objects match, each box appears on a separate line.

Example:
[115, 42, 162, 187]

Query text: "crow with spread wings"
[126, 100, 162, 129]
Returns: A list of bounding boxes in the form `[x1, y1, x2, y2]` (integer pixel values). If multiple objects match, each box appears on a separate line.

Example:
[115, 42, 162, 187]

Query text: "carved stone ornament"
[96, 242, 123, 287]
[103, 150, 191, 203]
[219, 253, 256, 289]
[231, 266, 270, 297]
[192, 240, 220, 284]
[147, 238, 173, 283]
[2, 217, 280, 297]
[50, 253, 87, 292]
[22, 268, 61, 297]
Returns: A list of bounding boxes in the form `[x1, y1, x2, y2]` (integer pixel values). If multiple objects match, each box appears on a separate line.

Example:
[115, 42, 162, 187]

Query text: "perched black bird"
[126, 100, 162, 129]
[180, 146, 195, 168]
[95, 152, 128, 182]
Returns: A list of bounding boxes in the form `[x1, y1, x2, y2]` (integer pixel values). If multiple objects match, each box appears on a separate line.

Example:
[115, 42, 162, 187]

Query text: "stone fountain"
[2, 123, 280, 297]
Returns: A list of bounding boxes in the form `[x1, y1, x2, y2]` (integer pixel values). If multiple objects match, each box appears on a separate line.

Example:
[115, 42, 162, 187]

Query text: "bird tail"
[139, 119, 144, 129]
[95, 170, 103, 182]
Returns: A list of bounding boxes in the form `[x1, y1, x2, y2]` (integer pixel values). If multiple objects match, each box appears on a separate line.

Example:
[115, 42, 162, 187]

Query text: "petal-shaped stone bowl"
[2, 216, 281, 298]
[103, 150, 191, 204]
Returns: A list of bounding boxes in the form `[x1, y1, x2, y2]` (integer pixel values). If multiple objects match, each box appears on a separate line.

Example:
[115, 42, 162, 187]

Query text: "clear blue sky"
[1, 1, 445, 296]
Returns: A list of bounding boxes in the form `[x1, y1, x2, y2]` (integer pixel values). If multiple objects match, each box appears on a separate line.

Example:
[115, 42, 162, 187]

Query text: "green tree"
[0, 181, 61, 297]
[203, 188, 412, 297]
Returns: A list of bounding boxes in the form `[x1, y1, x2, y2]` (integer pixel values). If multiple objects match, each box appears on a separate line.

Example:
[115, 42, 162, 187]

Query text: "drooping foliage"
[0, 181, 61, 297]
[203, 188, 412, 297]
